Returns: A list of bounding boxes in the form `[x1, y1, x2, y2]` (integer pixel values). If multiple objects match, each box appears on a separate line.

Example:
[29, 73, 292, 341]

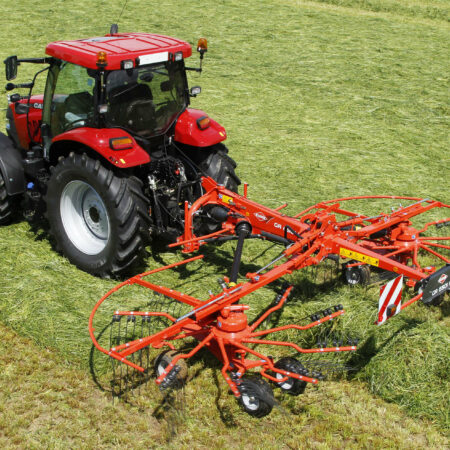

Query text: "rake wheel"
[274, 357, 307, 396]
[342, 262, 371, 286]
[155, 350, 188, 389]
[238, 376, 274, 418]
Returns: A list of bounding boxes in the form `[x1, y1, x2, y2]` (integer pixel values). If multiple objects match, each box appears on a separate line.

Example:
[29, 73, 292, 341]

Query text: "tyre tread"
[46, 153, 150, 276]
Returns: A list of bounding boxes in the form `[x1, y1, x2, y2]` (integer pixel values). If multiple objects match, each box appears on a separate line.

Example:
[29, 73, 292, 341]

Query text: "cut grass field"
[0, 323, 447, 448]
[0, 0, 449, 447]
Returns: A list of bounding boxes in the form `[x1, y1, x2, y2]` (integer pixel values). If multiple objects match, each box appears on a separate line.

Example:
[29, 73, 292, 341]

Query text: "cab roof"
[45, 32, 192, 70]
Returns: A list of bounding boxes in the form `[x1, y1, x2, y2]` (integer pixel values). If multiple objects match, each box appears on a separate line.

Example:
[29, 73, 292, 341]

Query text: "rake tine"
[138, 316, 145, 395]
[131, 315, 137, 396]
[124, 316, 131, 398]
[110, 317, 118, 401]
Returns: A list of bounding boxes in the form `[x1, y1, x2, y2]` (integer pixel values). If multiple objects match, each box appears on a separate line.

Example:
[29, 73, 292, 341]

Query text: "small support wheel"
[237, 375, 274, 418]
[154, 350, 188, 389]
[274, 357, 307, 396]
[343, 262, 370, 286]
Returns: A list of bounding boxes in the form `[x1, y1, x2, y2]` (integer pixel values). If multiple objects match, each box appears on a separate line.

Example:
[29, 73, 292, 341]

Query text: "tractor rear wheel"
[45, 152, 150, 277]
[0, 171, 13, 224]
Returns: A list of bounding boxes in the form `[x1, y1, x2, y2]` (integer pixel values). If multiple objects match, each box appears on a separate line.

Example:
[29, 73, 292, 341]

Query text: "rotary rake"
[90, 177, 449, 417]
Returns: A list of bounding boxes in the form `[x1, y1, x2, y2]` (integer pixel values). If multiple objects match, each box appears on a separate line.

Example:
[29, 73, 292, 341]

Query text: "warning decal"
[339, 247, 379, 267]
[219, 194, 233, 205]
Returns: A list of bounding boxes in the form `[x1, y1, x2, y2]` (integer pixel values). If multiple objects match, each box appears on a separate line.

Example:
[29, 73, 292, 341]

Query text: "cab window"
[50, 62, 96, 136]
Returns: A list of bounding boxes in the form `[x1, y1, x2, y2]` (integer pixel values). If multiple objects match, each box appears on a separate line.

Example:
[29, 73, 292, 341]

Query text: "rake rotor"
[90, 178, 449, 416]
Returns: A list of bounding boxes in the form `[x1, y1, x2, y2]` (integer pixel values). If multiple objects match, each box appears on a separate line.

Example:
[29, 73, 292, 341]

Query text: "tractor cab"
[41, 33, 199, 145]
[4, 30, 209, 157]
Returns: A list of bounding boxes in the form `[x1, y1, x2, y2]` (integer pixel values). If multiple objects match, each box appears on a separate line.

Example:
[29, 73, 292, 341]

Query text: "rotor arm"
[332, 237, 427, 280]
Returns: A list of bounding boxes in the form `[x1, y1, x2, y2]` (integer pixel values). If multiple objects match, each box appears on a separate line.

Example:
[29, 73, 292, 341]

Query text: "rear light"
[121, 59, 134, 70]
[96, 51, 108, 68]
[110, 137, 133, 150]
[173, 51, 183, 62]
[197, 116, 210, 130]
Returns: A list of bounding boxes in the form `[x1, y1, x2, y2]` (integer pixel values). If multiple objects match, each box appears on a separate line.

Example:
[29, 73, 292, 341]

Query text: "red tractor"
[1, 26, 239, 276]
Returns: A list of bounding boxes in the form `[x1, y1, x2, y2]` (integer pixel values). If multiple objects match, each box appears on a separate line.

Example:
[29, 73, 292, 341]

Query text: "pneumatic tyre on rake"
[342, 262, 371, 286]
[154, 349, 188, 389]
[45, 152, 150, 277]
[238, 375, 275, 418]
[274, 357, 307, 396]
[0, 171, 13, 224]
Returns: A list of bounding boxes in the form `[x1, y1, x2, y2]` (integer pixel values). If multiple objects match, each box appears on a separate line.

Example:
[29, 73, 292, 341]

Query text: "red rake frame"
[89, 177, 449, 414]
[89, 258, 355, 397]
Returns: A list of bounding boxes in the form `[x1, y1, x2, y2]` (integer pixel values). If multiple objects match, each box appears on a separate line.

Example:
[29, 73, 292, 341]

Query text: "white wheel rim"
[60, 180, 110, 255]
[346, 269, 359, 285]
[276, 373, 294, 390]
[157, 362, 165, 377]
[242, 393, 259, 411]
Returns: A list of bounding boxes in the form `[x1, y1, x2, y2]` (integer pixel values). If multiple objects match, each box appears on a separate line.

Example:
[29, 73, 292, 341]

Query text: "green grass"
[1, 323, 448, 448]
[0, 0, 449, 446]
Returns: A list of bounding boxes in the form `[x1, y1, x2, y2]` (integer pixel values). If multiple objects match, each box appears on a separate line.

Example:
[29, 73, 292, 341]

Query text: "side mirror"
[4, 56, 18, 81]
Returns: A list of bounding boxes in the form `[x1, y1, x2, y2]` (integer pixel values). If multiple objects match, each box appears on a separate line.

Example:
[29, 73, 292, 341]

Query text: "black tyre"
[154, 349, 188, 389]
[190, 143, 240, 234]
[343, 262, 370, 286]
[197, 143, 241, 193]
[274, 357, 307, 396]
[0, 171, 13, 224]
[237, 375, 274, 418]
[45, 152, 150, 277]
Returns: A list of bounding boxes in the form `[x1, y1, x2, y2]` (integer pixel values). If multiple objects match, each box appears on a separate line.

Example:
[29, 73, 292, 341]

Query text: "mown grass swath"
[0, 0, 448, 441]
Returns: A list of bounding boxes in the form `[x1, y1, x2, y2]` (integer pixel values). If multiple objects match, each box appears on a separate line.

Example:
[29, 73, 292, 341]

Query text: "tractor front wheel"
[424, 293, 446, 307]
[45, 152, 149, 277]
[195, 143, 241, 193]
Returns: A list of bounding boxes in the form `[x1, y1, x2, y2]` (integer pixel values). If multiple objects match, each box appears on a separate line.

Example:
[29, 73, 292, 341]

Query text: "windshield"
[104, 61, 187, 137]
